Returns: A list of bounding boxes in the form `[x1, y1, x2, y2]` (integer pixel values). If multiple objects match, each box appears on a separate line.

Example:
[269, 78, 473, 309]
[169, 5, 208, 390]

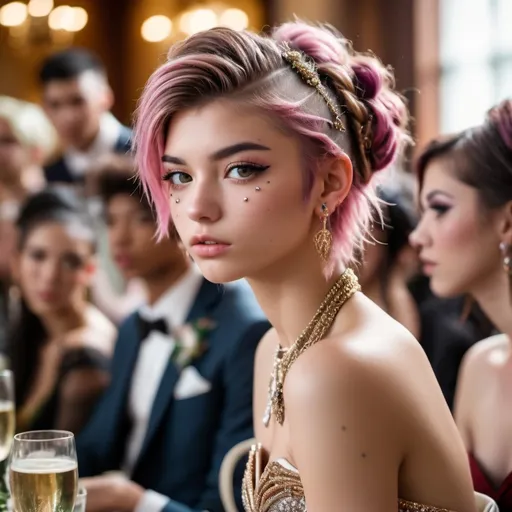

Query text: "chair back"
[219, 438, 256, 512]
[475, 492, 499, 512]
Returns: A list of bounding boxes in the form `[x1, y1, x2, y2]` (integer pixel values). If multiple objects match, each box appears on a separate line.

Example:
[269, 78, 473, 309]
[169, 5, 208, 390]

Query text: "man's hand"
[80, 475, 144, 512]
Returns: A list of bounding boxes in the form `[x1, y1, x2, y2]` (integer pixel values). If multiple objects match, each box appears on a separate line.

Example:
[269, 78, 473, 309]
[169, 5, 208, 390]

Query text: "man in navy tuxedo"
[39, 48, 131, 186]
[78, 157, 270, 512]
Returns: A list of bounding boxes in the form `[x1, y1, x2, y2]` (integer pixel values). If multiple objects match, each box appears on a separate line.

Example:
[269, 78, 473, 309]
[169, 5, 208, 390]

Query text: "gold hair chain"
[262, 268, 360, 427]
[281, 44, 345, 133]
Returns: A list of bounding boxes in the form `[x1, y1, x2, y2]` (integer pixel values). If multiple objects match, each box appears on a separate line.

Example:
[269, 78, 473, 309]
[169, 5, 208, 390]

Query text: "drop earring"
[500, 242, 512, 274]
[314, 203, 332, 262]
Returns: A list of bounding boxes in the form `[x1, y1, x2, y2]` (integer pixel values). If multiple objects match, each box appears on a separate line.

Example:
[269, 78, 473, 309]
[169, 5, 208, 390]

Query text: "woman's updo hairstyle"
[135, 20, 410, 267]
[416, 98, 512, 211]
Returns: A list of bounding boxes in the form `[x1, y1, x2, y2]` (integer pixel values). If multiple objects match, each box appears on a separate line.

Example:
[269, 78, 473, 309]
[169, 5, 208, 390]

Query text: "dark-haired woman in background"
[410, 99, 512, 510]
[6, 189, 115, 434]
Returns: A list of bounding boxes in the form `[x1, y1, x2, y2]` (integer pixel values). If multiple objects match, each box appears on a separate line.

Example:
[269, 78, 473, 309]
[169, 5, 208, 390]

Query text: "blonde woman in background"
[0, 96, 57, 203]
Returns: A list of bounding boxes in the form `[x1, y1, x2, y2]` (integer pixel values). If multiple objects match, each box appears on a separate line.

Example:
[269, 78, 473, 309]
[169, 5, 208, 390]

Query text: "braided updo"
[135, 20, 410, 267]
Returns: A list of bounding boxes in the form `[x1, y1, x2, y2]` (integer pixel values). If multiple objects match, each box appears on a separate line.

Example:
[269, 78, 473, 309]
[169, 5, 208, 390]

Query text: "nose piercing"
[243, 197, 248, 202]
[175, 198, 180, 204]
[255, 187, 261, 191]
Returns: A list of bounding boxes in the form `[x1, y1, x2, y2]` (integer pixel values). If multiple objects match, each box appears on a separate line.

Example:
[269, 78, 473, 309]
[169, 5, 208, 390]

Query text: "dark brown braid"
[317, 62, 374, 183]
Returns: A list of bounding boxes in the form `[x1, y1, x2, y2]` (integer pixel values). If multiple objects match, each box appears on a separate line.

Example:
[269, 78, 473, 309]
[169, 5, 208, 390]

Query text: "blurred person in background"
[0, 96, 55, 205]
[39, 48, 138, 325]
[0, 96, 57, 350]
[358, 180, 420, 338]
[410, 99, 512, 510]
[39, 47, 131, 186]
[83, 154, 147, 324]
[5, 188, 115, 434]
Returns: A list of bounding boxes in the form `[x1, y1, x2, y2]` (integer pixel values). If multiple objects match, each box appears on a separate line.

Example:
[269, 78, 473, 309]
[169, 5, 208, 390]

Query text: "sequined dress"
[242, 444, 456, 512]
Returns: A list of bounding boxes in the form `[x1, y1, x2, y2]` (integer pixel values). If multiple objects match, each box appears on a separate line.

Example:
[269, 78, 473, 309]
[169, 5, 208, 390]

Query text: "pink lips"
[420, 258, 437, 276]
[190, 235, 231, 258]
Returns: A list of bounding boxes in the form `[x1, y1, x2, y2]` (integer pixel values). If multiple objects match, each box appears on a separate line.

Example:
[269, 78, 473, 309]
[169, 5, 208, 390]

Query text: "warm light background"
[0, 0, 510, 156]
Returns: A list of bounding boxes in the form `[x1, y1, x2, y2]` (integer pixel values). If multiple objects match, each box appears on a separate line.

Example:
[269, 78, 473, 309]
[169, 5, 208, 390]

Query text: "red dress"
[470, 453, 512, 511]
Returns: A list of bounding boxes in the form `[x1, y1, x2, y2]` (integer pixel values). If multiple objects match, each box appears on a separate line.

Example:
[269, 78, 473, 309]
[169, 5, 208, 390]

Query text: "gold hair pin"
[281, 44, 345, 132]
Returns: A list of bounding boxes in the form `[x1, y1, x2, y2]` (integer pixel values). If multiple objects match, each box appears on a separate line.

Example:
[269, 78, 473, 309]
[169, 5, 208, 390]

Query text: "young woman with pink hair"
[134, 21, 487, 512]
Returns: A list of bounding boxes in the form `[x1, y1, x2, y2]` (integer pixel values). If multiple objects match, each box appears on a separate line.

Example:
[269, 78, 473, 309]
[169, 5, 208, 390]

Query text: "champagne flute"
[73, 486, 86, 512]
[0, 370, 15, 462]
[9, 430, 78, 512]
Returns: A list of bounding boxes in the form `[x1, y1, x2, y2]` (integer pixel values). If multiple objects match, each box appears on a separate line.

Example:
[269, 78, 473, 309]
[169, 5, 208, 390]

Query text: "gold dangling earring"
[314, 203, 332, 262]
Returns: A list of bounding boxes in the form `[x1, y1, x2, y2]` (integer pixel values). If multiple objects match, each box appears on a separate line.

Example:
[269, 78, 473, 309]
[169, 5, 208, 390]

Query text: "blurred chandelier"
[0, 0, 88, 46]
[140, 3, 250, 43]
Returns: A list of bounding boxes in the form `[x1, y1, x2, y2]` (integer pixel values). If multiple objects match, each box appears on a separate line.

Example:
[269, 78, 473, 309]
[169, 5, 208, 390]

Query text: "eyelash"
[162, 162, 270, 189]
[429, 204, 451, 217]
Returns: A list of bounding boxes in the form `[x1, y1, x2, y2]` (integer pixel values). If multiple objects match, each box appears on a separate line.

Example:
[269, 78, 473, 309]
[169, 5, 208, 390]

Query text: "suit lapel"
[136, 279, 221, 462]
[107, 315, 142, 446]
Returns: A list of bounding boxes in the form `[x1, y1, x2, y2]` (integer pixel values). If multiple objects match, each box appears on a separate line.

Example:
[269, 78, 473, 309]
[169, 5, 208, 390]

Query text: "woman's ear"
[499, 200, 512, 245]
[316, 153, 353, 214]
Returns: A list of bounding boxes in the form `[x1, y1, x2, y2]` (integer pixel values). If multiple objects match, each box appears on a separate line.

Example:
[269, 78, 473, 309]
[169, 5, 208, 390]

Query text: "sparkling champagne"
[0, 400, 14, 460]
[10, 457, 78, 512]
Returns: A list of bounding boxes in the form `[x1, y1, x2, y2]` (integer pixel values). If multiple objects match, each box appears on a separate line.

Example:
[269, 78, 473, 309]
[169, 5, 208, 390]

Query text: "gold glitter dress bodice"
[242, 444, 455, 512]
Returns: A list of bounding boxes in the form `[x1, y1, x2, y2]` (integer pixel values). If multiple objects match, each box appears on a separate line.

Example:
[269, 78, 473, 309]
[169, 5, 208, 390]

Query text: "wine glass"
[73, 486, 86, 512]
[0, 370, 15, 462]
[9, 430, 78, 512]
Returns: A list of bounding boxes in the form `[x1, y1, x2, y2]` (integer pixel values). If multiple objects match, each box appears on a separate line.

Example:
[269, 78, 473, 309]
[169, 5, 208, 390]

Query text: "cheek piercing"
[255, 186, 261, 191]
[243, 197, 248, 202]
[175, 198, 180, 204]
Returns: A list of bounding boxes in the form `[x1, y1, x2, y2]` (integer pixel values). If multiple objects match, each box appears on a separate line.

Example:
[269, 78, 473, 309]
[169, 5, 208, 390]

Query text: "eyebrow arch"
[161, 142, 271, 166]
[425, 190, 454, 202]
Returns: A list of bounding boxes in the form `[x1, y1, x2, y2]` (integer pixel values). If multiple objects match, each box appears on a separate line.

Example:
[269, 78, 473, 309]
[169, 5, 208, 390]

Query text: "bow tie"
[137, 315, 169, 341]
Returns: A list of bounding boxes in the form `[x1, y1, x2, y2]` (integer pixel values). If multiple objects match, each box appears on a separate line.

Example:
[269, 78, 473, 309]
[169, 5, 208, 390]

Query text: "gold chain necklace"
[262, 268, 360, 427]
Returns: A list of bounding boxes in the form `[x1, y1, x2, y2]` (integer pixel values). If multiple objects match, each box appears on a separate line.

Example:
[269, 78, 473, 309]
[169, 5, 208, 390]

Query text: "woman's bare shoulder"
[292, 297, 425, 375]
[463, 333, 508, 365]
[458, 333, 508, 384]
[285, 301, 438, 429]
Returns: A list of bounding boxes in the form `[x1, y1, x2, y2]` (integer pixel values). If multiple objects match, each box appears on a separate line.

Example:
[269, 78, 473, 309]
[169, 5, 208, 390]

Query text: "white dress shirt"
[123, 265, 203, 512]
[64, 112, 123, 178]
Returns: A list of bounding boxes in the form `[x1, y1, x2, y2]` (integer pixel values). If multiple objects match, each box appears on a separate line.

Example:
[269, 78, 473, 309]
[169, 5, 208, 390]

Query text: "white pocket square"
[174, 366, 212, 400]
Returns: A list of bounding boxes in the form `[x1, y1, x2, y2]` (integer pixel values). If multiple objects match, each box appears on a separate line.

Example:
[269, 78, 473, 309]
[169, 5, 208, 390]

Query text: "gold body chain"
[262, 268, 360, 427]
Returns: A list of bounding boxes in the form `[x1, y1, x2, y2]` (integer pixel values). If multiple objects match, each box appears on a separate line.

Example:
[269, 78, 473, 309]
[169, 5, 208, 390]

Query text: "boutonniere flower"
[171, 317, 216, 368]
